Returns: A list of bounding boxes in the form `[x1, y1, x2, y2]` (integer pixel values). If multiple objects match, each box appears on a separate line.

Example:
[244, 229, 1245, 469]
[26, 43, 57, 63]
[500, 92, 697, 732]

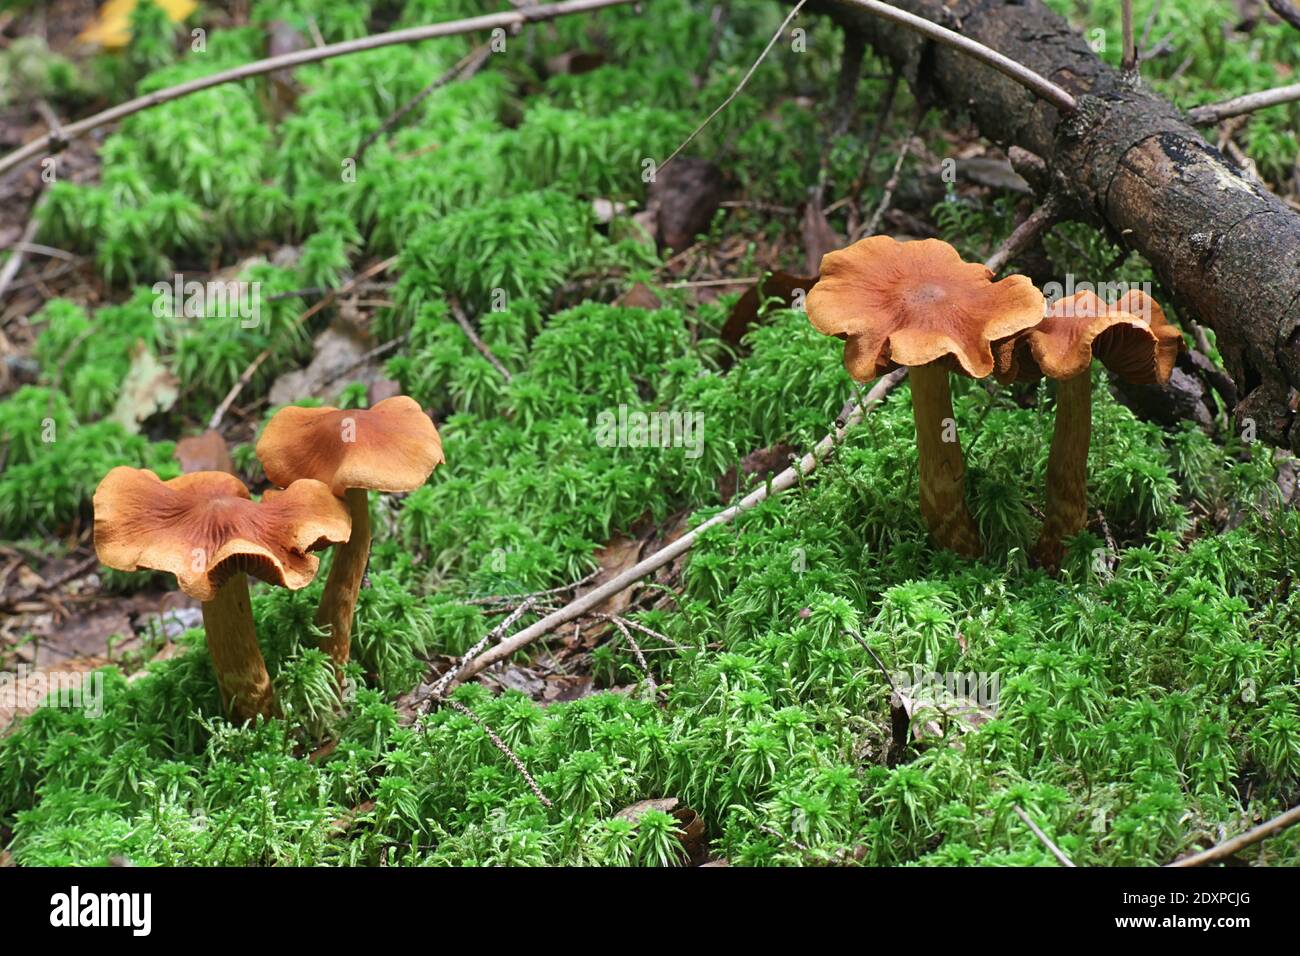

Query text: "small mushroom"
[255, 396, 444, 673]
[994, 289, 1184, 569]
[93, 468, 351, 721]
[807, 236, 1045, 556]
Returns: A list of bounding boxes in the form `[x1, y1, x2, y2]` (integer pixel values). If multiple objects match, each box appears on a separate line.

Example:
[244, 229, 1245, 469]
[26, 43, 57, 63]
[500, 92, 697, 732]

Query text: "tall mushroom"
[255, 395, 444, 673]
[93, 468, 351, 721]
[993, 289, 1184, 569]
[806, 236, 1044, 556]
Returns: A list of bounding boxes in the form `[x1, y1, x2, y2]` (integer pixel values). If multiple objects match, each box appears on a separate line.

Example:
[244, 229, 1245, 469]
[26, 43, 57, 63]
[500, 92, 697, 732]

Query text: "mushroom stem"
[908, 363, 982, 557]
[1035, 371, 1092, 570]
[315, 486, 371, 675]
[201, 572, 275, 722]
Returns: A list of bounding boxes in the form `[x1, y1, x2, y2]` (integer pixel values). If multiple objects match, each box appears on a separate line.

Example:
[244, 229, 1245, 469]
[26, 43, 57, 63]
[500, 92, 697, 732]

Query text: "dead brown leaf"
[174, 429, 234, 475]
[720, 271, 818, 355]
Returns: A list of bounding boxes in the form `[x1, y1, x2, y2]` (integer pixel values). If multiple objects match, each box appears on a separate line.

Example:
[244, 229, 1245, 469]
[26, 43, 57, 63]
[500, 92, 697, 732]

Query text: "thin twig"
[1120, 0, 1137, 73]
[1168, 802, 1300, 867]
[355, 42, 492, 164]
[465, 569, 601, 607]
[423, 599, 538, 707]
[840, 0, 1076, 114]
[983, 194, 1060, 275]
[1139, 0, 1163, 49]
[0, 0, 638, 181]
[858, 102, 926, 240]
[0, 189, 46, 306]
[658, 0, 808, 175]
[449, 369, 908, 687]
[1013, 805, 1077, 867]
[207, 255, 397, 430]
[606, 615, 658, 695]
[1188, 83, 1300, 125]
[593, 613, 684, 651]
[449, 301, 513, 381]
[443, 699, 553, 808]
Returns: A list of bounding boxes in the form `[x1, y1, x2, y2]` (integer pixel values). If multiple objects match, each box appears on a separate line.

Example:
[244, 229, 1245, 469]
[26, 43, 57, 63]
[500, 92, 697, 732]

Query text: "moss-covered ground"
[1, 0, 1298, 866]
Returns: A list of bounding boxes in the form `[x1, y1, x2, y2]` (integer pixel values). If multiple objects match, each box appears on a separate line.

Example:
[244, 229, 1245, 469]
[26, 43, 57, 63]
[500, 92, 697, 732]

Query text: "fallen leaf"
[617, 283, 663, 310]
[111, 341, 179, 434]
[545, 50, 607, 76]
[647, 157, 730, 252]
[267, 323, 378, 407]
[577, 534, 645, 625]
[801, 194, 841, 275]
[174, 430, 234, 475]
[720, 270, 818, 353]
[77, 0, 197, 48]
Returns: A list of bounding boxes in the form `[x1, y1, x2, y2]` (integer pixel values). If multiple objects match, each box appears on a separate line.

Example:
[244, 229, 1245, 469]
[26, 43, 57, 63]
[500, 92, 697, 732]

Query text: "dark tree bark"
[805, 0, 1300, 450]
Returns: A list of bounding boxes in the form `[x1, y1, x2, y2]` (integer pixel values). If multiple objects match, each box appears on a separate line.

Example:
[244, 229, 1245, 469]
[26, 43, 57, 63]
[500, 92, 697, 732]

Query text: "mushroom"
[254, 395, 444, 673]
[993, 289, 1183, 569]
[92, 468, 351, 721]
[806, 236, 1045, 556]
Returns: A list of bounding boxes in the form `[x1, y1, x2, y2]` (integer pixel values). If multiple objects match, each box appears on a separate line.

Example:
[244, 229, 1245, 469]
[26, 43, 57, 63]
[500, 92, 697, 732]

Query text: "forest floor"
[1, 0, 1299, 866]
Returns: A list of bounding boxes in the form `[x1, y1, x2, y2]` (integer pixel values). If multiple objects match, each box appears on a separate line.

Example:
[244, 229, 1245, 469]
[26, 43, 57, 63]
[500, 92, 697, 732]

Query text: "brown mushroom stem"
[315, 487, 371, 674]
[1035, 371, 1092, 570]
[201, 572, 275, 722]
[909, 363, 982, 557]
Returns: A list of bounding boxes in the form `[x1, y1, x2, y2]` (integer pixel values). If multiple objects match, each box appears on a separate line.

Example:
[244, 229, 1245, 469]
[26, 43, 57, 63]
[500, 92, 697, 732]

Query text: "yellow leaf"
[77, 0, 198, 50]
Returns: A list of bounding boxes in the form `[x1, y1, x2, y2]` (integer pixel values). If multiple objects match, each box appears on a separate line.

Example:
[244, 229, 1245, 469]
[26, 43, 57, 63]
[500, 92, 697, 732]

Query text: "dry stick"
[423, 598, 538, 707]
[1168, 802, 1300, 867]
[848, 70, 899, 236]
[206, 255, 397, 430]
[354, 41, 492, 164]
[661, 0, 1079, 179]
[658, 0, 809, 173]
[449, 301, 512, 381]
[1120, 0, 1137, 73]
[450, 369, 908, 687]
[1189, 83, 1300, 125]
[606, 614, 658, 694]
[0, 0, 638, 181]
[983, 194, 1061, 275]
[464, 568, 601, 606]
[1140, 0, 1163, 49]
[0, 190, 46, 306]
[444, 698, 553, 808]
[840, 0, 1076, 113]
[859, 102, 925, 239]
[594, 613, 684, 651]
[1012, 804, 1076, 867]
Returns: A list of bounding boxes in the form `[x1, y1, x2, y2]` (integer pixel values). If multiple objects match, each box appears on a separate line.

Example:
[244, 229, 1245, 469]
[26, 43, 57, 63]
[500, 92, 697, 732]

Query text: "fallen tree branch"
[837, 0, 1076, 113]
[449, 369, 908, 686]
[1167, 802, 1300, 867]
[799, 0, 1300, 452]
[0, 0, 636, 182]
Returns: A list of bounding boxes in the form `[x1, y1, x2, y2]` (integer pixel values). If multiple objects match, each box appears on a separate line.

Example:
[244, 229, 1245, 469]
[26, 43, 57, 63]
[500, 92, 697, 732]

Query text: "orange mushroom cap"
[806, 236, 1045, 381]
[255, 395, 444, 496]
[93, 468, 351, 601]
[993, 289, 1184, 385]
